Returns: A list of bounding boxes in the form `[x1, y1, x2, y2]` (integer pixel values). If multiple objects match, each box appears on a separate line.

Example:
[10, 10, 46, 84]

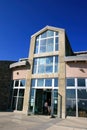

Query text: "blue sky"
[0, 0, 87, 61]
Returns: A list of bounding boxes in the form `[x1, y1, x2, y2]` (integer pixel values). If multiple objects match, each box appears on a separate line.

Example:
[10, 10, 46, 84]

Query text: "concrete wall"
[66, 62, 87, 77]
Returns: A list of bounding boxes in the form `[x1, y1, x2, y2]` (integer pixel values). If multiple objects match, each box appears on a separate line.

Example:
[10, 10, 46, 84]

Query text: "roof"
[31, 25, 65, 38]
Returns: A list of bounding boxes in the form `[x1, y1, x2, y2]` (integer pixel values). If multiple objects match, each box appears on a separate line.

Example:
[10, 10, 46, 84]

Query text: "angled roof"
[31, 25, 65, 38]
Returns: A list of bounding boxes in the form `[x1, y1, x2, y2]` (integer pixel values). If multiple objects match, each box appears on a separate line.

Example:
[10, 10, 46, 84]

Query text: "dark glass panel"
[54, 78, 58, 87]
[77, 78, 85, 86]
[12, 97, 17, 110]
[17, 97, 23, 111]
[20, 80, 26, 87]
[78, 89, 87, 99]
[66, 89, 76, 98]
[13, 89, 18, 96]
[19, 89, 25, 96]
[15, 80, 19, 87]
[31, 79, 36, 87]
[45, 79, 52, 86]
[67, 78, 75, 86]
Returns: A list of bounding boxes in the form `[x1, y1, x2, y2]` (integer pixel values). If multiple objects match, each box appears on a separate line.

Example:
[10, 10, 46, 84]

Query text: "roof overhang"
[10, 60, 27, 69]
[65, 56, 87, 62]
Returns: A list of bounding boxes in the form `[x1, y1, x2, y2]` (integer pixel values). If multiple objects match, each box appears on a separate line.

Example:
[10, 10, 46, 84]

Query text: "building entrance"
[35, 89, 51, 115]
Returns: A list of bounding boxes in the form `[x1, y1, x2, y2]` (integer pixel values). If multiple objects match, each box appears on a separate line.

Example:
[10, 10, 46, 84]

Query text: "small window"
[31, 79, 36, 87]
[14, 80, 19, 87]
[20, 80, 26, 87]
[66, 89, 76, 98]
[37, 79, 44, 87]
[67, 78, 75, 86]
[77, 78, 85, 87]
[54, 78, 58, 87]
[45, 78, 52, 87]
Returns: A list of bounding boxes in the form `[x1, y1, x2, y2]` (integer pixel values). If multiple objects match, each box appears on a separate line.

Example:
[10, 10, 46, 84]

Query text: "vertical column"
[58, 30, 66, 119]
[23, 36, 35, 114]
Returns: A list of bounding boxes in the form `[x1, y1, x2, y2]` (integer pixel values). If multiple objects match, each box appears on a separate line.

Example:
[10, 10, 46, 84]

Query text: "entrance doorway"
[35, 89, 51, 115]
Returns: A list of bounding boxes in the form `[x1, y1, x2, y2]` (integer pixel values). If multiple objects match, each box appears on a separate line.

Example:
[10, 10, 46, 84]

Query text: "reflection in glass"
[20, 80, 26, 86]
[37, 79, 44, 86]
[78, 89, 87, 99]
[17, 97, 23, 111]
[77, 78, 85, 86]
[67, 78, 75, 86]
[66, 89, 76, 98]
[19, 89, 24, 96]
[54, 78, 58, 87]
[45, 79, 52, 86]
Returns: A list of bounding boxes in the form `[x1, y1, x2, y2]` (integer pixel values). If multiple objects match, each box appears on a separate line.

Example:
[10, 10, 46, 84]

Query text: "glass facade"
[11, 79, 26, 111]
[66, 78, 87, 117]
[33, 56, 58, 74]
[34, 30, 59, 54]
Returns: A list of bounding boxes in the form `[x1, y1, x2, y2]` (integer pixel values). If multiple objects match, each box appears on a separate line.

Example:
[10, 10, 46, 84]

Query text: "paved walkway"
[0, 112, 87, 130]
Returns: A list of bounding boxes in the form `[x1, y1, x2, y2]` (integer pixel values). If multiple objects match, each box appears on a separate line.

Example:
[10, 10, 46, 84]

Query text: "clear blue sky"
[0, 0, 87, 61]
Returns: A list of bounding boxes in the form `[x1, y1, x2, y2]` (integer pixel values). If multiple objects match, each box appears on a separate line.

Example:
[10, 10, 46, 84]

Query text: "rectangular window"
[31, 79, 36, 87]
[45, 78, 52, 87]
[66, 89, 76, 98]
[77, 78, 85, 87]
[54, 78, 58, 87]
[33, 56, 58, 74]
[66, 78, 75, 86]
[14, 80, 19, 87]
[37, 79, 44, 87]
[20, 80, 26, 87]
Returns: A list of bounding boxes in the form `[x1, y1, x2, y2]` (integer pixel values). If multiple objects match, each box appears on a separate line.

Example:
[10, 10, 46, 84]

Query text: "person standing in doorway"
[48, 98, 51, 115]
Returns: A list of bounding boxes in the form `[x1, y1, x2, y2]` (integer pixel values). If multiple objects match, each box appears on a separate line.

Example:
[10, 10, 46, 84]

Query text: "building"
[0, 60, 15, 111]
[10, 26, 87, 118]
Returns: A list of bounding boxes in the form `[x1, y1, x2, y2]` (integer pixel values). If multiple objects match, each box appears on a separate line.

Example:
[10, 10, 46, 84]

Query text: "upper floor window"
[66, 78, 75, 87]
[77, 78, 85, 87]
[33, 56, 58, 74]
[34, 30, 59, 54]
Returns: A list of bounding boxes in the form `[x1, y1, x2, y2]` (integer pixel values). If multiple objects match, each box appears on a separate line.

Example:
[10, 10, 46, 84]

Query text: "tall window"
[34, 30, 59, 54]
[33, 56, 58, 74]
[11, 79, 26, 111]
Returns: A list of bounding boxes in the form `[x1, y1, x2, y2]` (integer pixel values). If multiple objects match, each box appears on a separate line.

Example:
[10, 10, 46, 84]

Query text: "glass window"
[14, 80, 19, 87]
[20, 80, 26, 87]
[78, 89, 87, 99]
[19, 89, 25, 96]
[40, 45, 46, 53]
[37, 79, 44, 86]
[47, 30, 54, 37]
[46, 65, 53, 73]
[17, 97, 23, 111]
[54, 78, 58, 87]
[39, 58, 46, 65]
[77, 78, 85, 86]
[34, 41, 39, 54]
[38, 65, 45, 73]
[55, 32, 58, 36]
[67, 78, 75, 86]
[45, 79, 52, 87]
[46, 57, 53, 64]
[31, 79, 36, 87]
[66, 89, 76, 98]
[41, 31, 47, 38]
[13, 89, 18, 96]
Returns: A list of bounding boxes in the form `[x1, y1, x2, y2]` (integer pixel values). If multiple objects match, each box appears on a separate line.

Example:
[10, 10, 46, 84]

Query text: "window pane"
[78, 89, 87, 99]
[55, 43, 58, 51]
[39, 58, 46, 65]
[54, 78, 58, 87]
[55, 37, 58, 43]
[47, 38, 53, 44]
[45, 79, 52, 86]
[77, 78, 85, 86]
[13, 89, 18, 96]
[40, 39, 46, 46]
[31, 79, 36, 87]
[19, 89, 25, 96]
[46, 66, 53, 73]
[47, 30, 54, 37]
[55, 65, 58, 72]
[40, 46, 46, 53]
[55, 32, 58, 36]
[34, 41, 39, 54]
[55, 56, 58, 63]
[20, 80, 26, 87]
[66, 89, 76, 98]
[17, 97, 23, 111]
[33, 65, 37, 74]
[37, 79, 44, 86]
[15, 80, 19, 87]
[41, 31, 47, 38]
[46, 57, 53, 64]
[12, 97, 17, 110]
[46, 44, 53, 52]
[38, 65, 45, 73]
[67, 78, 75, 86]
